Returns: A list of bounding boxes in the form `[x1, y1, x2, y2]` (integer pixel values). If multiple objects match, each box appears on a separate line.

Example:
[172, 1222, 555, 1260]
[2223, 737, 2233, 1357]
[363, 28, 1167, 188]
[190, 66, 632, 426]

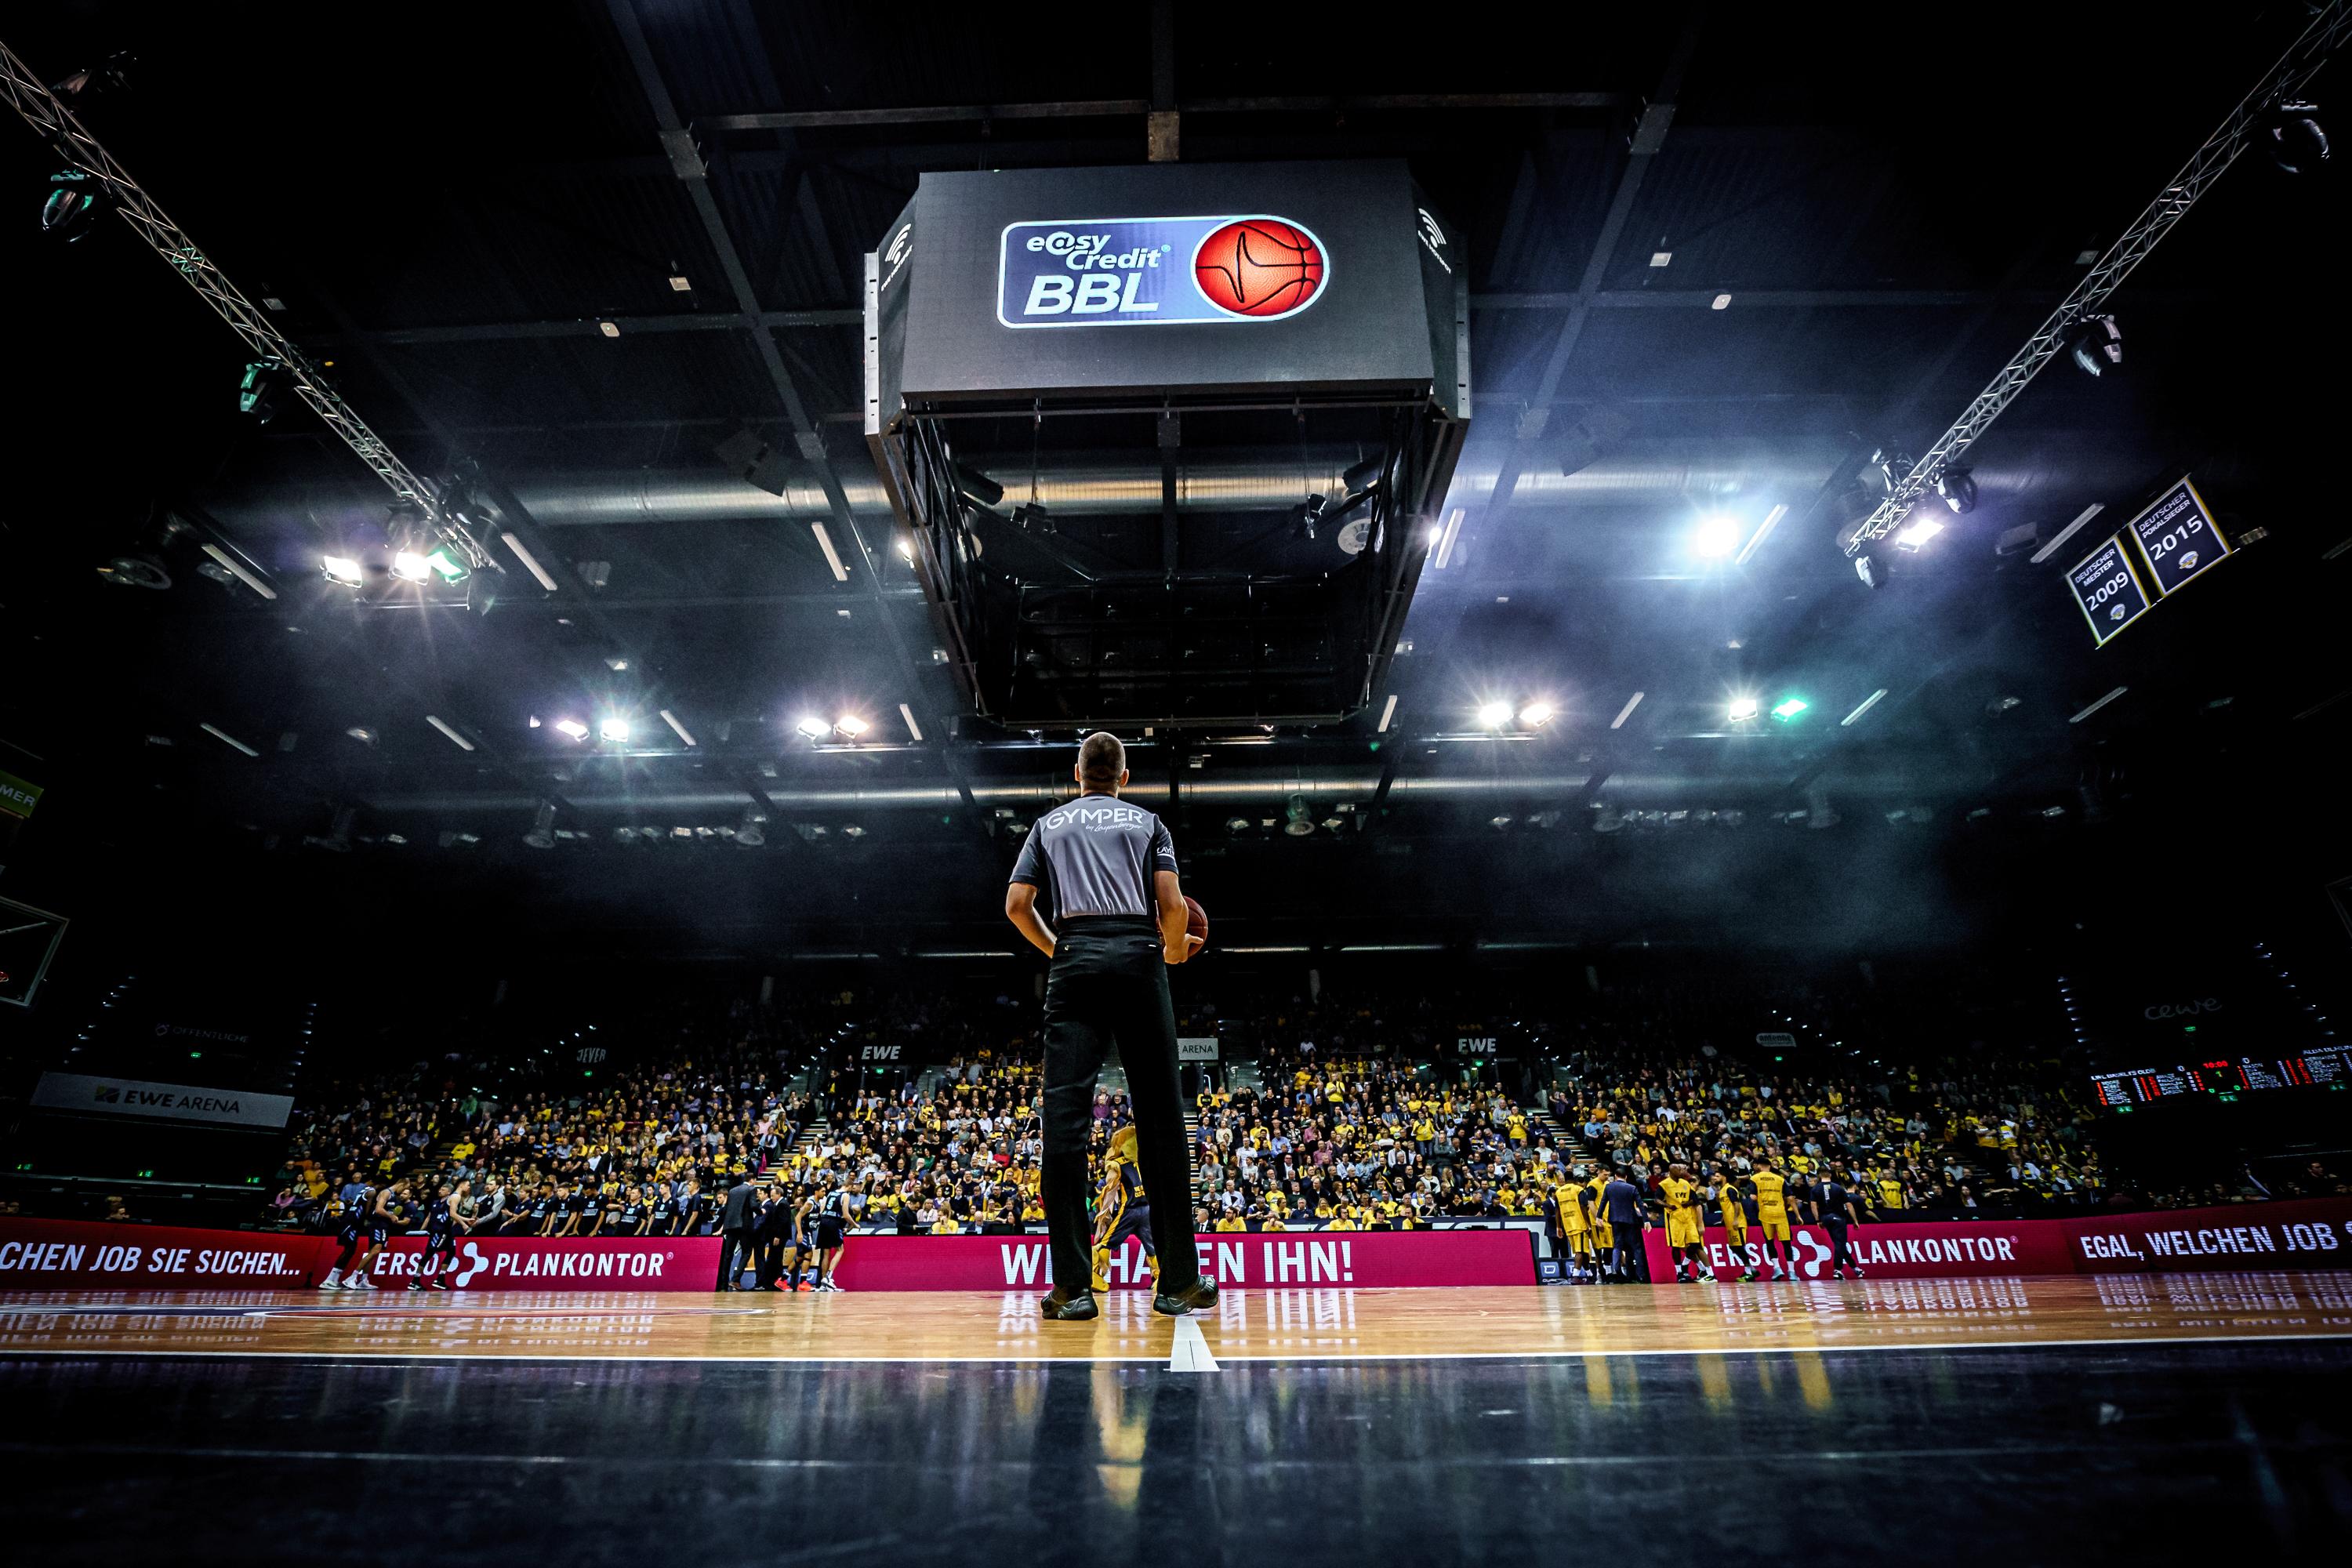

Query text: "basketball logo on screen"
[1192, 219, 1326, 318]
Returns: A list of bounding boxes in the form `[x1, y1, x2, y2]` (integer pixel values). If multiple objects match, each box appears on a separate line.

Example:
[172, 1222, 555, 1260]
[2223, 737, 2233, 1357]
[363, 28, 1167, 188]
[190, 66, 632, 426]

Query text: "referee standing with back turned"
[1006, 731, 1214, 1320]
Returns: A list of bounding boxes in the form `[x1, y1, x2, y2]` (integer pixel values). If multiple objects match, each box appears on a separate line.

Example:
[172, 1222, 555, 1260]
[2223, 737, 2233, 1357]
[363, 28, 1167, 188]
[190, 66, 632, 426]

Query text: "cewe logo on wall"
[998, 215, 1328, 328]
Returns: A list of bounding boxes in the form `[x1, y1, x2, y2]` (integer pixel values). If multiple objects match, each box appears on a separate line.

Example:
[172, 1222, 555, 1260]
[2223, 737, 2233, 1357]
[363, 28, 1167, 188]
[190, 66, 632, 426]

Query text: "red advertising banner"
[1639, 1197, 2352, 1283]
[0, 1218, 325, 1289]
[3, 1202, 2343, 1294]
[831, 1229, 1541, 1291]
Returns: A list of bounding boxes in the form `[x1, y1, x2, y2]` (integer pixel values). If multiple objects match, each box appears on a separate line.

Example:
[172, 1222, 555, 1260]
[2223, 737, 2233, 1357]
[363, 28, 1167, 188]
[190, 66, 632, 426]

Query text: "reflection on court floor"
[3, 1272, 2350, 1363]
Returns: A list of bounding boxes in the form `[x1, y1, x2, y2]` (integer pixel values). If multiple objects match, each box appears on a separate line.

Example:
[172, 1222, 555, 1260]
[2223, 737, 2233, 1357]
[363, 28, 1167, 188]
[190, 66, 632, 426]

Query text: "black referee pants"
[1040, 916, 1198, 1296]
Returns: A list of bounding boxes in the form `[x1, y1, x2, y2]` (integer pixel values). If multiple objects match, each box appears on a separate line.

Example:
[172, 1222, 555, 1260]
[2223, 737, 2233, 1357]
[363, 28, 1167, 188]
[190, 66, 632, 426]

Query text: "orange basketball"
[1183, 895, 1208, 947]
[1193, 220, 1324, 317]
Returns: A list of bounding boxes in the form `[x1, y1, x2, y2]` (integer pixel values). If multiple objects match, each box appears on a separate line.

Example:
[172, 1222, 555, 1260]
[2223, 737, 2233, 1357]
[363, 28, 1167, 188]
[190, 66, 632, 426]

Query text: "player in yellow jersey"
[1090, 1126, 1158, 1292]
[1552, 1167, 1595, 1283]
[1711, 1164, 1750, 1278]
[1741, 1155, 1794, 1282]
[1659, 1163, 1713, 1282]
[1582, 1167, 1614, 1281]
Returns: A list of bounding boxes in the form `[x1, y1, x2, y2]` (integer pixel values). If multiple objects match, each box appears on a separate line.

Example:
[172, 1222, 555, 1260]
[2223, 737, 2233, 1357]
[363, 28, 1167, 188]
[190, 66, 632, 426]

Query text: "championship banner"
[831, 1229, 1540, 1291]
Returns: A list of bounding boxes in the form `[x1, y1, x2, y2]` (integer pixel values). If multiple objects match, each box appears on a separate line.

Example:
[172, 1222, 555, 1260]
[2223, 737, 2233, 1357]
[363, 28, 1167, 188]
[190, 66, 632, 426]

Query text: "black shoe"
[1152, 1276, 1220, 1316]
[1040, 1287, 1099, 1321]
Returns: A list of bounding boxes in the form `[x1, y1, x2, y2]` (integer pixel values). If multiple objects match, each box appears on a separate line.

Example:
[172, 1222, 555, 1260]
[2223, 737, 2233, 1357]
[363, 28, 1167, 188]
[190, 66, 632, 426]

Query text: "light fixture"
[552, 718, 589, 740]
[659, 709, 696, 747]
[898, 702, 924, 742]
[604, 657, 629, 672]
[833, 713, 868, 739]
[423, 543, 469, 583]
[734, 808, 766, 848]
[502, 532, 560, 592]
[1610, 691, 1643, 729]
[811, 521, 850, 582]
[1377, 694, 1398, 732]
[1690, 513, 1740, 558]
[1895, 517, 1945, 550]
[1734, 504, 1787, 567]
[523, 800, 558, 850]
[1936, 470, 1978, 514]
[2262, 100, 2328, 172]
[1476, 701, 1513, 729]
[794, 716, 829, 741]
[1853, 554, 1879, 590]
[1727, 695, 1760, 723]
[321, 554, 364, 586]
[238, 358, 287, 423]
[2068, 314, 2122, 376]
[199, 722, 259, 757]
[1518, 702, 1554, 728]
[40, 169, 102, 241]
[1283, 794, 1316, 837]
[425, 715, 475, 752]
[390, 550, 431, 583]
[1770, 697, 1809, 721]
[1841, 688, 1888, 727]
[599, 717, 630, 742]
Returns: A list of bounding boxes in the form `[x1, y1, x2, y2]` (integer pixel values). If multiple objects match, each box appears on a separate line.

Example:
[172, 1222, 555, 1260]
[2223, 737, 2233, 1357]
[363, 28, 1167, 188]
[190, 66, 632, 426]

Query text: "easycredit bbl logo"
[999, 215, 1327, 328]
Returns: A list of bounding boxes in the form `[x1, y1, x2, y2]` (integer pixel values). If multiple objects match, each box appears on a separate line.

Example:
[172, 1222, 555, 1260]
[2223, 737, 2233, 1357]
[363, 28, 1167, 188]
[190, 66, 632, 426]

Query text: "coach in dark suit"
[716, 1178, 760, 1291]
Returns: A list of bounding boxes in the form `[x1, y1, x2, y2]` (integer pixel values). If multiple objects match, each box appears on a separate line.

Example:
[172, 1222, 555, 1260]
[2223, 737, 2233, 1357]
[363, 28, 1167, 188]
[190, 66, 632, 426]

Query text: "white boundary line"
[1168, 1315, 1219, 1372]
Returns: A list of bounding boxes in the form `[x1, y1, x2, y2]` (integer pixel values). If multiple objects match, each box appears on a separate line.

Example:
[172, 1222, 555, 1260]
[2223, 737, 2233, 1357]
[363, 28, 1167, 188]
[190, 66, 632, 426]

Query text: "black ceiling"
[2, 2, 2347, 967]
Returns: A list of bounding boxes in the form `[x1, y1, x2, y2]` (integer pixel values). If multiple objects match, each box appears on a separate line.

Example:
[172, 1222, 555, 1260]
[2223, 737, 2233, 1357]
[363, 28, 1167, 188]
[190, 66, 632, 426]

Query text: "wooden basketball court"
[7, 1271, 2350, 1367]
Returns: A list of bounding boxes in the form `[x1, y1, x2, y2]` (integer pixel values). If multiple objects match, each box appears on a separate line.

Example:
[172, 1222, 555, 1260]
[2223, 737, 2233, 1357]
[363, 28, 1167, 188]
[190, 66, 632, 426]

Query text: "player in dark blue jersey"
[319, 1179, 376, 1290]
[412, 1180, 473, 1291]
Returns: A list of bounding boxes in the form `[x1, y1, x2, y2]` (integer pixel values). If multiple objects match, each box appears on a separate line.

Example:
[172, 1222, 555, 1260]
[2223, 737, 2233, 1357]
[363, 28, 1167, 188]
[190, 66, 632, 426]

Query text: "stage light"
[1936, 469, 1978, 514]
[40, 169, 102, 241]
[833, 713, 869, 739]
[321, 554, 363, 586]
[1771, 697, 1810, 721]
[2263, 100, 2329, 172]
[1476, 701, 1513, 728]
[237, 358, 288, 423]
[1895, 517, 1945, 550]
[598, 717, 630, 742]
[1518, 702, 1554, 728]
[523, 800, 558, 851]
[1728, 695, 1761, 722]
[423, 543, 469, 583]
[1853, 554, 1879, 589]
[552, 718, 589, 740]
[1283, 794, 1317, 837]
[390, 550, 431, 583]
[734, 808, 766, 848]
[2068, 314, 2122, 376]
[794, 716, 829, 740]
[659, 709, 697, 747]
[1691, 513, 1740, 558]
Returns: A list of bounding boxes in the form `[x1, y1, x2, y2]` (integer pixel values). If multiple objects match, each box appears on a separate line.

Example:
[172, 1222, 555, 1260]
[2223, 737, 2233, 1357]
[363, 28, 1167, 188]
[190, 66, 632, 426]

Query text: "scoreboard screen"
[2094, 1047, 2352, 1109]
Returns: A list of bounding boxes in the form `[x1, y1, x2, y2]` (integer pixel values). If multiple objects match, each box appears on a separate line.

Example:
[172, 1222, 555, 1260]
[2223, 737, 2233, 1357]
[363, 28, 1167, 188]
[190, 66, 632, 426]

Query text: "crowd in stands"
[270, 995, 810, 1236]
[1548, 1043, 2108, 1222]
[52, 962, 2327, 1240]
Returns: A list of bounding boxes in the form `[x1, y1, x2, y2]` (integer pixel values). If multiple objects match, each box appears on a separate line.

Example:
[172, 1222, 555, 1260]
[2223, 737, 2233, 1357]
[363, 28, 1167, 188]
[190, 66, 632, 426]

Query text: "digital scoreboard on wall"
[2093, 1047, 2352, 1109]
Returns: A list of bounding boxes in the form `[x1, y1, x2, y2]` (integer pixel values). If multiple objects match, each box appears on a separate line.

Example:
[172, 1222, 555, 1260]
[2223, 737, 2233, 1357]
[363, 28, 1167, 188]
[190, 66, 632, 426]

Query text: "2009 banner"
[1639, 1196, 2352, 1282]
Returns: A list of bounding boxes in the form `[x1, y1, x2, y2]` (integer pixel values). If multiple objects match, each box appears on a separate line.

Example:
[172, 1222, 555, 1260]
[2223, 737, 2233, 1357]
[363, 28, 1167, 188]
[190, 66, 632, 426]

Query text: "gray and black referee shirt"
[1009, 794, 1178, 918]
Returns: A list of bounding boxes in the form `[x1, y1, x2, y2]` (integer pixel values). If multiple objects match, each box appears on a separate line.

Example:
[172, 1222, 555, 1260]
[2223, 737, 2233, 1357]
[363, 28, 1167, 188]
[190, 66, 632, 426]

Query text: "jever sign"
[999, 215, 1328, 328]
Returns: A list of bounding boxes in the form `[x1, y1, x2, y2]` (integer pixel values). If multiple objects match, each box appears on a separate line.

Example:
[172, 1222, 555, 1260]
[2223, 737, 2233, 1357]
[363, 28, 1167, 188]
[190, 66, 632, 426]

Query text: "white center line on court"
[1168, 1315, 1218, 1373]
